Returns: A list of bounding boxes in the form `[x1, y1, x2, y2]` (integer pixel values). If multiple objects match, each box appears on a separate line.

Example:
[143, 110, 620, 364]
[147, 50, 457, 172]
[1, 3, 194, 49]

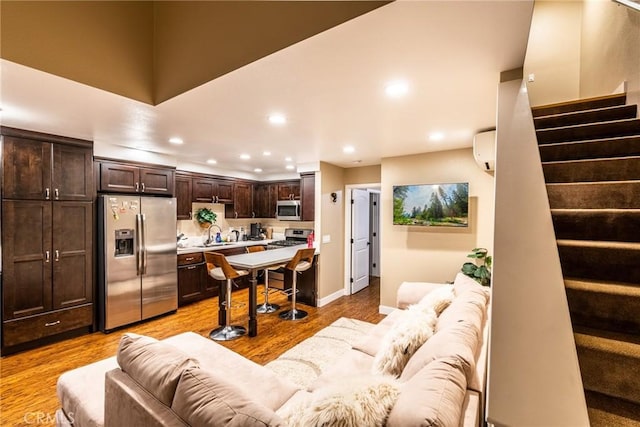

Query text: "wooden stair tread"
[575, 328, 640, 352]
[542, 155, 640, 165]
[565, 278, 640, 298]
[532, 93, 627, 117]
[557, 239, 640, 250]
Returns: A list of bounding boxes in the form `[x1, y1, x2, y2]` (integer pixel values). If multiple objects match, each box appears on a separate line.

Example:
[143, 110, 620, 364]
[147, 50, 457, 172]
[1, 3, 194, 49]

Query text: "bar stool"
[204, 252, 248, 341]
[279, 247, 315, 321]
[246, 246, 282, 313]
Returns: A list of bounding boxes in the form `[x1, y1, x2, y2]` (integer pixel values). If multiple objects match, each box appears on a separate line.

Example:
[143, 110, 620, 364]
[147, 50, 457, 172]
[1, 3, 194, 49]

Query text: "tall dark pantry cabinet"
[1, 127, 95, 355]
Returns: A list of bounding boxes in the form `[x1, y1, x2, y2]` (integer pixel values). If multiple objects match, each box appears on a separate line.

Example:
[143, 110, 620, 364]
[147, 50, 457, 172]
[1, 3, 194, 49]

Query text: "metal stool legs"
[257, 270, 280, 314]
[279, 270, 308, 320]
[210, 278, 247, 341]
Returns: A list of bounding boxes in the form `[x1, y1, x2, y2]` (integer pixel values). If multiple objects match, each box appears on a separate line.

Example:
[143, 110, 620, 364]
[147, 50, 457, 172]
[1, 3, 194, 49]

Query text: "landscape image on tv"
[393, 182, 469, 227]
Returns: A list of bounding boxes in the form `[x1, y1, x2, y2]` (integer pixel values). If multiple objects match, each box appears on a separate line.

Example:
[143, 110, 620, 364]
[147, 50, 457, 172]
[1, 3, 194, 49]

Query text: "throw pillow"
[371, 307, 437, 377]
[172, 367, 285, 427]
[417, 284, 455, 316]
[282, 375, 399, 427]
[116, 333, 199, 407]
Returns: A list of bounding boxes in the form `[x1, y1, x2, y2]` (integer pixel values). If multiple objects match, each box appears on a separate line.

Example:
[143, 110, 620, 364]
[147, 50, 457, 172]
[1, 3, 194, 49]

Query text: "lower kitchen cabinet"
[177, 253, 214, 306]
[1, 199, 94, 353]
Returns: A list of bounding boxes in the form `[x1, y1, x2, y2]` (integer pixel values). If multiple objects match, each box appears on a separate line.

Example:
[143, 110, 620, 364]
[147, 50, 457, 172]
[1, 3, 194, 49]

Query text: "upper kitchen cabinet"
[192, 176, 234, 203]
[2, 127, 94, 201]
[175, 173, 193, 220]
[97, 160, 175, 196]
[225, 181, 254, 218]
[254, 183, 278, 218]
[300, 173, 315, 222]
[278, 181, 301, 201]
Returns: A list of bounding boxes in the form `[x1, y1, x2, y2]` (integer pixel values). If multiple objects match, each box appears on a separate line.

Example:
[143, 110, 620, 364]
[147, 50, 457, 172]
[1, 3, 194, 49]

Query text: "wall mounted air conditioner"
[473, 130, 496, 172]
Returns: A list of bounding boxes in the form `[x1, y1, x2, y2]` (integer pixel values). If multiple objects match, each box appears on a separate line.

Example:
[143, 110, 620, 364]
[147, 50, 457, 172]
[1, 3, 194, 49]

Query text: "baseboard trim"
[379, 305, 395, 315]
[317, 289, 345, 307]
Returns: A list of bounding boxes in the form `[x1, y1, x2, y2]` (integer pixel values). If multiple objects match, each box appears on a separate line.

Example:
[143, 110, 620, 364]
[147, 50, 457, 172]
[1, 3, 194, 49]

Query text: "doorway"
[345, 185, 381, 295]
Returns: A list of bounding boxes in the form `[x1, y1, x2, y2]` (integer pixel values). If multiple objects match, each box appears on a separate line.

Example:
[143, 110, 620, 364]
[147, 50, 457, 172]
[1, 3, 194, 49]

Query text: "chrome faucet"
[206, 224, 222, 245]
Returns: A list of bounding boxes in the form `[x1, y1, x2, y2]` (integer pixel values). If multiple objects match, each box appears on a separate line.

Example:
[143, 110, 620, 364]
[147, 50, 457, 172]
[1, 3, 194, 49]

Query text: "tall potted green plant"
[461, 247, 492, 286]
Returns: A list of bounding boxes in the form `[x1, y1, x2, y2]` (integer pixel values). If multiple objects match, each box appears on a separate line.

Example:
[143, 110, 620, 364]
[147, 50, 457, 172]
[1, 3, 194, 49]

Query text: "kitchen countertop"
[177, 239, 274, 255]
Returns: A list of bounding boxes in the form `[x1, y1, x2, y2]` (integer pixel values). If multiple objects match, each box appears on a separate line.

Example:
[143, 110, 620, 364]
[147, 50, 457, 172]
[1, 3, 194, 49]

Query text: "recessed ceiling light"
[254, 168, 263, 173]
[343, 145, 355, 154]
[429, 132, 445, 141]
[240, 154, 251, 160]
[168, 137, 183, 145]
[268, 113, 286, 125]
[385, 80, 409, 98]
[206, 159, 217, 164]
[352, 160, 362, 164]
[285, 156, 293, 162]
[263, 151, 271, 156]
[286, 164, 295, 170]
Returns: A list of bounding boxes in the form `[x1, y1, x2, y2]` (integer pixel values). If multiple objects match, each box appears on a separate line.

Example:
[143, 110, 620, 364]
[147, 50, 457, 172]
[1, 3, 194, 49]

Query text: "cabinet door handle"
[141, 182, 145, 193]
[45, 320, 60, 327]
[189, 211, 192, 220]
[186, 265, 197, 270]
[55, 250, 60, 261]
[45, 251, 50, 263]
[45, 188, 50, 200]
[54, 188, 59, 200]
[235, 211, 238, 219]
[135, 182, 140, 192]
[252, 212, 255, 218]
[185, 257, 195, 261]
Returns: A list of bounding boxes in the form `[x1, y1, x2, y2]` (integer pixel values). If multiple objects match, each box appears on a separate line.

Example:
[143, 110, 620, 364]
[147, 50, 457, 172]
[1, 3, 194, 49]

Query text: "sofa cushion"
[171, 367, 285, 427]
[453, 272, 491, 300]
[352, 310, 404, 357]
[437, 287, 487, 335]
[372, 307, 437, 377]
[116, 333, 199, 407]
[397, 281, 448, 309]
[418, 284, 455, 316]
[282, 375, 399, 427]
[387, 356, 468, 427]
[310, 348, 374, 391]
[400, 321, 478, 383]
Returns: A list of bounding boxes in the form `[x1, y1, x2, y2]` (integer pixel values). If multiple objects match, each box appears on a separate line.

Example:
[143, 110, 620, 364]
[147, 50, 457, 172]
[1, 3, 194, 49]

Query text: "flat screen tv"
[393, 182, 469, 227]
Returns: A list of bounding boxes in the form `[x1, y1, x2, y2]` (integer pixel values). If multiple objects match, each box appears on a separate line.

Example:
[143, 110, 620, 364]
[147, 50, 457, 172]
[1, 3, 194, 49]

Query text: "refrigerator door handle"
[141, 213, 148, 275]
[136, 213, 143, 276]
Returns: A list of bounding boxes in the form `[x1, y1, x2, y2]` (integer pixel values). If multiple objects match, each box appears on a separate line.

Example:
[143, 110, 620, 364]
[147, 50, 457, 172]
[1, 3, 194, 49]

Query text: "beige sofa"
[56, 273, 490, 427]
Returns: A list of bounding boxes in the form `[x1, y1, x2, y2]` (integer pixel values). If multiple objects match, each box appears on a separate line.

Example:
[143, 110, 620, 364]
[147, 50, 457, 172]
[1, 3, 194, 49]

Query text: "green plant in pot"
[461, 247, 492, 286]
[195, 208, 217, 227]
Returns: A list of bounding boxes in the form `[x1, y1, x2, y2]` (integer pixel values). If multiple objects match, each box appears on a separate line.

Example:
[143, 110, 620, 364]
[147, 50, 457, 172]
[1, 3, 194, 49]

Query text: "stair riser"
[535, 105, 637, 130]
[552, 211, 640, 242]
[547, 182, 640, 209]
[532, 94, 627, 117]
[543, 157, 640, 183]
[559, 245, 640, 283]
[577, 346, 640, 405]
[537, 120, 640, 145]
[567, 288, 640, 335]
[539, 137, 640, 162]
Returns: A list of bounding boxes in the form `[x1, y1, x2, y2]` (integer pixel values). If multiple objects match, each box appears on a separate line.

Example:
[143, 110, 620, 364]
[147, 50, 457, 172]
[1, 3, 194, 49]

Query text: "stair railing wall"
[486, 77, 589, 426]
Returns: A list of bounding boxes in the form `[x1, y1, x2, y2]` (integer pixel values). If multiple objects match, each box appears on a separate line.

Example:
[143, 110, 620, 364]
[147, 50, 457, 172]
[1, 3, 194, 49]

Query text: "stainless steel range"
[267, 228, 313, 249]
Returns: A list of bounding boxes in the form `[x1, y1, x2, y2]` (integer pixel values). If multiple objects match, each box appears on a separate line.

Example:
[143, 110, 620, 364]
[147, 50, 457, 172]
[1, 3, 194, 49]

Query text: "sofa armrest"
[397, 281, 447, 309]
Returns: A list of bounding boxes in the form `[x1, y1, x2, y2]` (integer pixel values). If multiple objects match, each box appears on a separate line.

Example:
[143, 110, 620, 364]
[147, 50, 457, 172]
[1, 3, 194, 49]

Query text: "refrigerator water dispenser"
[114, 229, 134, 257]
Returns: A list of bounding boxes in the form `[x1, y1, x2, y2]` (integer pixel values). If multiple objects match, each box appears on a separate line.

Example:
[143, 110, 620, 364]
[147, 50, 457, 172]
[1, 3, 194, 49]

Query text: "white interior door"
[351, 189, 370, 293]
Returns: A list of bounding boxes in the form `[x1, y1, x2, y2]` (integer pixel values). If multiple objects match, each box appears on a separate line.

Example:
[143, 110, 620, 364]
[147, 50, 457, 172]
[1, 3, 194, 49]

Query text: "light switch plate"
[322, 234, 331, 243]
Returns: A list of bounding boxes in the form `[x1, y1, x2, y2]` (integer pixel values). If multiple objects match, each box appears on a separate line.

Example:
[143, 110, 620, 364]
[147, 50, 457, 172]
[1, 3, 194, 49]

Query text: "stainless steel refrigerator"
[98, 195, 177, 332]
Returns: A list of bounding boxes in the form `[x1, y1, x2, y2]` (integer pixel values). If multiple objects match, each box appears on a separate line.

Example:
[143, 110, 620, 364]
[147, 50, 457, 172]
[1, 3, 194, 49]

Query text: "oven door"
[276, 200, 301, 221]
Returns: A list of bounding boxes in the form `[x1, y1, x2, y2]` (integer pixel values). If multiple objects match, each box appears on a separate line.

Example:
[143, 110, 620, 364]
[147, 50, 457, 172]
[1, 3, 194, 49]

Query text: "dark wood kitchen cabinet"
[175, 173, 193, 220]
[300, 173, 315, 222]
[177, 253, 211, 306]
[226, 181, 254, 218]
[192, 176, 234, 203]
[278, 181, 300, 200]
[254, 183, 278, 218]
[97, 160, 175, 196]
[1, 126, 95, 354]
[2, 128, 94, 201]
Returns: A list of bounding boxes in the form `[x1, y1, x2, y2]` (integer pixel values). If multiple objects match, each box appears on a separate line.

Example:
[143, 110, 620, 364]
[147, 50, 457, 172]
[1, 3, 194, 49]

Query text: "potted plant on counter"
[195, 208, 217, 228]
[461, 247, 492, 286]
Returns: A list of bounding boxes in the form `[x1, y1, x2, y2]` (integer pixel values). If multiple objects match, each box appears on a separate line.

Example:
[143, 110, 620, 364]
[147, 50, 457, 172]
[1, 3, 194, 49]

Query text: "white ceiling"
[0, 1, 533, 180]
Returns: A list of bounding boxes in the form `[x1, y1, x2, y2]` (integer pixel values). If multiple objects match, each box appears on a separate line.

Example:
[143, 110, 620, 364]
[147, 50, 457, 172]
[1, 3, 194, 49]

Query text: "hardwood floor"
[0, 278, 383, 426]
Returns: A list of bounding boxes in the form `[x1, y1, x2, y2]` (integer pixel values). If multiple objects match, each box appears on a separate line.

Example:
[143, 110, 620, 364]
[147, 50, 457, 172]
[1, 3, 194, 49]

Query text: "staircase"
[533, 93, 640, 426]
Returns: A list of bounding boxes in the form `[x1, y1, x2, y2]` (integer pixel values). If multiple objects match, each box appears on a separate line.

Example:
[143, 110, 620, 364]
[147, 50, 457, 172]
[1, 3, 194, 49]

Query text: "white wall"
[379, 148, 495, 309]
[486, 77, 589, 426]
[524, 1, 582, 106]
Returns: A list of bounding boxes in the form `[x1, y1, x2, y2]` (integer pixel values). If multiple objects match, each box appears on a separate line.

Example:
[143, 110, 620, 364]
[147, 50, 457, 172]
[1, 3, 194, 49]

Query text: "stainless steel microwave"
[276, 200, 301, 221]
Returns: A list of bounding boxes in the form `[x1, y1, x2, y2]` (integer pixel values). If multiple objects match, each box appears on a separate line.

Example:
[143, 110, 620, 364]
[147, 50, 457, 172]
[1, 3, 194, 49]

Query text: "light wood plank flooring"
[0, 279, 383, 426]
